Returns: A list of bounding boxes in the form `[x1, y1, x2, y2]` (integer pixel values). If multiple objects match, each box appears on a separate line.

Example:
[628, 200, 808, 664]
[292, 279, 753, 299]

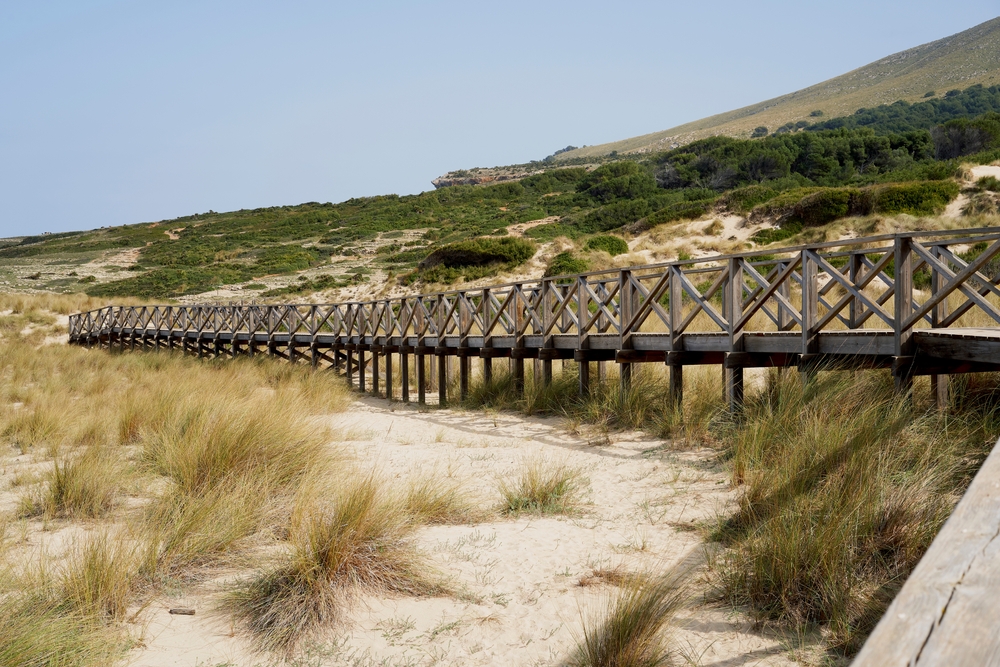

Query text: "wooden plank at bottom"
[853, 435, 1000, 666]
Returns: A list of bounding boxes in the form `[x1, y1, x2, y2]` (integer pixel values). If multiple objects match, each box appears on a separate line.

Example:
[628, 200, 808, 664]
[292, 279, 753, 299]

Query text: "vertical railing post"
[384, 299, 393, 400]
[618, 269, 633, 395]
[894, 235, 915, 396]
[668, 264, 684, 409]
[930, 245, 949, 410]
[436, 294, 447, 406]
[725, 257, 744, 413]
[577, 277, 590, 397]
[482, 288, 494, 386]
[800, 249, 818, 385]
[511, 287, 525, 395]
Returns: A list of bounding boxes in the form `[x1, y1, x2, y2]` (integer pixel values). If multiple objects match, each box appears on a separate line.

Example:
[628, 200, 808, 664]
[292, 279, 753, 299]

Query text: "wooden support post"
[533, 359, 541, 388]
[438, 353, 447, 406]
[620, 362, 633, 394]
[310, 344, 318, 369]
[346, 350, 354, 384]
[400, 352, 409, 402]
[542, 359, 553, 387]
[725, 359, 744, 415]
[893, 236, 915, 397]
[417, 353, 426, 405]
[726, 257, 745, 414]
[669, 363, 683, 409]
[385, 352, 393, 400]
[483, 357, 493, 385]
[371, 349, 380, 396]
[930, 245, 949, 411]
[512, 357, 525, 394]
[578, 360, 590, 397]
[598, 361, 606, 383]
[800, 249, 818, 386]
[459, 356, 469, 402]
[358, 349, 367, 393]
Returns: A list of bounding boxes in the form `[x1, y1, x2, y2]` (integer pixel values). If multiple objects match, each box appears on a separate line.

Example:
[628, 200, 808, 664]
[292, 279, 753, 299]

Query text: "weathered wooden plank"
[853, 436, 1000, 666]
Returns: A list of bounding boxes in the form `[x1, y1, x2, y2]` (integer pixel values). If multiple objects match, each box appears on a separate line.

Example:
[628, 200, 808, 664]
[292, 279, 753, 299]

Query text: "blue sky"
[0, 2, 997, 237]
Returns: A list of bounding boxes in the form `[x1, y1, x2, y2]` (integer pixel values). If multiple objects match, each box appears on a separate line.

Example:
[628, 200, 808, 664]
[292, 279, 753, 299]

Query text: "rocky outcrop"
[431, 168, 544, 189]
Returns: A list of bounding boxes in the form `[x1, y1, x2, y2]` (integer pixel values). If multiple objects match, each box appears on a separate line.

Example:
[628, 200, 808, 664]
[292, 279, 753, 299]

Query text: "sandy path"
[84, 396, 802, 666]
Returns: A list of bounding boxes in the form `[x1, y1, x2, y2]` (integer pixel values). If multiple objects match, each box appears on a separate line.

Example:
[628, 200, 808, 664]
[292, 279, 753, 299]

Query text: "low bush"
[579, 199, 651, 233]
[792, 189, 852, 226]
[973, 175, 1000, 192]
[750, 181, 959, 229]
[720, 185, 779, 214]
[545, 251, 590, 277]
[419, 236, 536, 270]
[645, 198, 717, 227]
[963, 192, 1000, 216]
[870, 180, 960, 215]
[584, 235, 629, 257]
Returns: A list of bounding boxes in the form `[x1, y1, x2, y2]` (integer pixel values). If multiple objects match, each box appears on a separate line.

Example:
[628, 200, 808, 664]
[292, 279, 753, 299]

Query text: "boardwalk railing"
[69, 227, 1000, 410]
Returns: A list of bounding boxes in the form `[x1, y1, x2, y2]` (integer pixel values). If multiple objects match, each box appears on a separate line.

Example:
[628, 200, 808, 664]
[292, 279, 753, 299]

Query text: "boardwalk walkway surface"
[70, 227, 1000, 411]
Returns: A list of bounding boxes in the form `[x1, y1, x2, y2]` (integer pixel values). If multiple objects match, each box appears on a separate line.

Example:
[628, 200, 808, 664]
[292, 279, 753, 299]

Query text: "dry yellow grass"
[0, 295, 353, 664]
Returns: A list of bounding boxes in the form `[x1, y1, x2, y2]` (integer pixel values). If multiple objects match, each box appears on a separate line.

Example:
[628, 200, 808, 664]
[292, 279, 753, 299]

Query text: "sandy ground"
[119, 393, 799, 667]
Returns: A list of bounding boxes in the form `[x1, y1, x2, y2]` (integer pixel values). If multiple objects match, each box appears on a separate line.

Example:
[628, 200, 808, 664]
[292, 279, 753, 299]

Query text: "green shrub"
[420, 236, 535, 269]
[579, 162, 658, 203]
[645, 198, 717, 226]
[584, 235, 629, 257]
[749, 181, 959, 229]
[974, 175, 1000, 192]
[751, 222, 803, 245]
[545, 252, 590, 277]
[579, 199, 651, 233]
[870, 180, 960, 215]
[793, 189, 852, 226]
[721, 185, 779, 214]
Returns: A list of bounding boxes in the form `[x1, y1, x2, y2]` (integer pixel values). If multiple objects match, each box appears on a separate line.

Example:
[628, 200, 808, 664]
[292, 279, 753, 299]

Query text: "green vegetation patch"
[584, 235, 629, 257]
[545, 252, 590, 277]
[414, 236, 536, 283]
[751, 181, 960, 231]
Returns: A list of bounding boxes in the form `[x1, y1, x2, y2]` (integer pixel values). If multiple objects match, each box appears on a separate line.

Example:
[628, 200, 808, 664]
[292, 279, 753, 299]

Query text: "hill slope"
[556, 16, 1000, 160]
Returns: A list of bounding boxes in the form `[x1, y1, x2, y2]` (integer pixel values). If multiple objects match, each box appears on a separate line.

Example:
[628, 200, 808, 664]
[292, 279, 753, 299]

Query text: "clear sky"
[1, 2, 997, 237]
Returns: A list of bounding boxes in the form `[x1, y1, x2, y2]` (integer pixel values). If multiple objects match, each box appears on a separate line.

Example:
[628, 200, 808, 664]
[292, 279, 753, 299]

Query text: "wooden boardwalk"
[69, 227, 1000, 411]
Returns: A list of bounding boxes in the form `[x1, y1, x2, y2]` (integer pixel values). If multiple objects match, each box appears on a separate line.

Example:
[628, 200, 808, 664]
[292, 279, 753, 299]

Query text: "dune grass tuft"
[224, 473, 439, 652]
[60, 531, 145, 623]
[0, 592, 123, 667]
[20, 446, 127, 519]
[498, 457, 582, 515]
[569, 573, 686, 667]
[404, 473, 486, 524]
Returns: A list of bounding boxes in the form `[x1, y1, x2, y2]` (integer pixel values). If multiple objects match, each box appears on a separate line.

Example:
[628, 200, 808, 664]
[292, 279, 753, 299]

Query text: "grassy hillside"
[3, 109, 1000, 302]
[555, 17, 1000, 160]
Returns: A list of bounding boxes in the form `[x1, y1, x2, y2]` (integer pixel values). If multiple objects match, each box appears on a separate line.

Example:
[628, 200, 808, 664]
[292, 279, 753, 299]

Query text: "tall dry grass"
[0, 296, 353, 664]
[715, 370, 1000, 655]
[569, 573, 687, 667]
[465, 363, 722, 443]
